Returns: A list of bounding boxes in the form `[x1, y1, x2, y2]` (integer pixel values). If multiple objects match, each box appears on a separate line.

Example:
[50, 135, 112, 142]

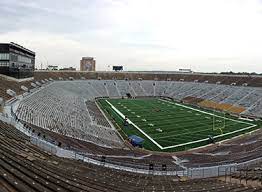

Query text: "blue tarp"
[129, 135, 144, 147]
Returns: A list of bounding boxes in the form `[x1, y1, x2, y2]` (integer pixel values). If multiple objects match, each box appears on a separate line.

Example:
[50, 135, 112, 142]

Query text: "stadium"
[0, 70, 262, 191]
[1, 1, 262, 191]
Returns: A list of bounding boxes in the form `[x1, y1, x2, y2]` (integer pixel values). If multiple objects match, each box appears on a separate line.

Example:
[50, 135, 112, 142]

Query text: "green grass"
[98, 98, 259, 152]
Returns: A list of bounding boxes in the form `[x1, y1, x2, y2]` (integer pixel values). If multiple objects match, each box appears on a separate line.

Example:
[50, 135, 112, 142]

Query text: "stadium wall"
[34, 71, 262, 87]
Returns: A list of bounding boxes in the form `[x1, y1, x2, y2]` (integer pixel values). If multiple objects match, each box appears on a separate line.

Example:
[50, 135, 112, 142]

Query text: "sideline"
[105, 100, 164, 149]
[106, 99, 258, 150]
[159, 99, 255, 126]
[159, 99, 257, 149]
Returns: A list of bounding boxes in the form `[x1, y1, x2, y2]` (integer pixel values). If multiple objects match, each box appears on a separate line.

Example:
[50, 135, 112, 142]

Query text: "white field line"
[213, 125, 257, 139]
[162, 124, 257, 150]
[159, 99, 258, 149]
[106, 99, 258, 150]
[155, 128, 211, 140]
[163, 138, 211, 149]
[159, 99, 255, 126]
[105, 100, 164, 150]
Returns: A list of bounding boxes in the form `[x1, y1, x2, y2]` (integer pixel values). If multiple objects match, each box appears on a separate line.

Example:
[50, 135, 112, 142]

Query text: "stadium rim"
[105, 99, 257, 150]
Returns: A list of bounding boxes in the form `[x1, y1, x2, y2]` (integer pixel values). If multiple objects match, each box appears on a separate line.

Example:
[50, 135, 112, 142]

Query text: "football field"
[98, 98, 257, 152]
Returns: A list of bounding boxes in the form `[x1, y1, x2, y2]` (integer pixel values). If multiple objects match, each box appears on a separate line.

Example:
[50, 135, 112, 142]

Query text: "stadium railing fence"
[1, 112, 262, 179]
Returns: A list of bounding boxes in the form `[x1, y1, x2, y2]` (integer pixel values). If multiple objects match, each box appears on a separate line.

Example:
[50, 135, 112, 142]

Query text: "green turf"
[98, 98, 259, 152]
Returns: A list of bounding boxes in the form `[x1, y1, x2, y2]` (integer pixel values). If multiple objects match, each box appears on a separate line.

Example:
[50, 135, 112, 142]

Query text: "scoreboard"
[113, 66, 123, 71]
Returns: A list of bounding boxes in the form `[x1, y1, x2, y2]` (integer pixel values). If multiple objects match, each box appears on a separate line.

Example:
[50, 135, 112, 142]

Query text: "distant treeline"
[208, 71, 261, 76]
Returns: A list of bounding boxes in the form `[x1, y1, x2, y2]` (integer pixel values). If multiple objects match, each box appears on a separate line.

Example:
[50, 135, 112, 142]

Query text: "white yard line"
[213, 124, 257, 139]
[163, 138, 211, 149]
[105, 100, 164, 149]
[158, 99, 258, 149]
[154, 128, 211, 140]
[161, 124, 257, 150]
[159, 99, 255, 126]
[106, 99, 258, 150]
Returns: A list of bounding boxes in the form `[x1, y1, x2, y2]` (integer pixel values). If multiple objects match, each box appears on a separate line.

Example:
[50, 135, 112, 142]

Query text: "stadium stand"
[129, 81, 147, 96]
[178, 128, 262, 168]
[0, 97, 3, 112]
[16, 80, 262, 141]
[15, 84, 123, 148]
[0, 75, 33, 101]
[90, 80, 109, 97]
[182, 96, 205, 105]
[12, 118, 262, 174]
[116, 80, 134, 96]
[32, 71, 262, 87]
[86, 100, 112, 128]
[1, 120, 261, 191]
[2, 74, 262, 121]
[105, 81, 121, 97]
[227, 163, 262, 187]
[140, 81, 155, 96]
[0, 71, 262, 191]
[7, 79, 261, 165]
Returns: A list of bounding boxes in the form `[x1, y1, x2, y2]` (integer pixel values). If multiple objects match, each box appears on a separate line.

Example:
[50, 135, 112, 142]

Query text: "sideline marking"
[159, 99, 255, 126]
[105, 99, 257, 150]
[105, 100, 163, 149]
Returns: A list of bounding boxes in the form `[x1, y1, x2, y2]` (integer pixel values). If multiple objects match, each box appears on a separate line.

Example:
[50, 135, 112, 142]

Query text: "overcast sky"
[1, 0, 262, 72]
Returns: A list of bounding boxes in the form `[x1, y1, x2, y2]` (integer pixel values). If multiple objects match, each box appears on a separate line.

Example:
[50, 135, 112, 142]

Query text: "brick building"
[80, 57, 96, 71]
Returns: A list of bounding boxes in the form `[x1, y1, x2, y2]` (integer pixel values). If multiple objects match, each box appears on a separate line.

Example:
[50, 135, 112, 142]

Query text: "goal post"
[212, 110, 226, 134]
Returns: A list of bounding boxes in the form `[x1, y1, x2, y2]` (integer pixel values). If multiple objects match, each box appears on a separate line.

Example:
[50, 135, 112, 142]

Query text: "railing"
[29, 133, 262, 178]
[1, 102, 262, 178]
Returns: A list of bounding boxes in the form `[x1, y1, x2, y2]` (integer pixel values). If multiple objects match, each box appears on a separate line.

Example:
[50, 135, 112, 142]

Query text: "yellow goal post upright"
[212, 109, 226, 135]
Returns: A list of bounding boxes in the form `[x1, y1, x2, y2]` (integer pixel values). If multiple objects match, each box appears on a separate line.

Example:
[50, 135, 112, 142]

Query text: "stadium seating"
[116, 80, 136, 96]
[198, 100, 218, 109]
[182, 96, 205, 105]
[211, 86, 240, 103]
[172, 83, 197, 100]
[237, 89, 262, 108]
[1, 72, 261, 111]
[15, 117, 262, 175]
[154, 81, 171, 96]
[178, 128, 262, 169]
[10, 79, 262, 135]
[228, 163, 262, 186]
[129, 81, 147, 96]
[90, 80, 108, 96]
[86, 100, 111, 128]
[16, 83, 123, 148]
[33, 71, 262, 85]
[0, 76, 33, 100]
[2, 73, 262, 120]
[140, 81, 155, 96]
[222, 87, 253, 105]
[1, 120, 261, 191]
[227, 106, 246, 114]
[105, 81, 121, 97]
[1, 72, 262, 191]
[9, 80, 262, 168]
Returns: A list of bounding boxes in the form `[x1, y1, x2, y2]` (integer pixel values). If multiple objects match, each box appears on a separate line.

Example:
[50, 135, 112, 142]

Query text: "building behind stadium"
[0, 42, 35, 79]
[80, 57, 96, 71]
